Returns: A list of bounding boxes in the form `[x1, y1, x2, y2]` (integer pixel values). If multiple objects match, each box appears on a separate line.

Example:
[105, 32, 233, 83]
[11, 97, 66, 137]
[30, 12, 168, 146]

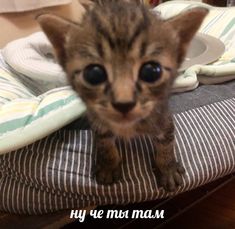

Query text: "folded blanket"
[2, 32, 67, 94]
[0, 53, 85, 154]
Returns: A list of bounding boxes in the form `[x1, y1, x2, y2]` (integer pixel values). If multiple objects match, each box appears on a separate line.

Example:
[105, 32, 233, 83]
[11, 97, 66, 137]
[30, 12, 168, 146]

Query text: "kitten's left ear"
[37, 14, 76, 67]
[166, 7, 209, 64]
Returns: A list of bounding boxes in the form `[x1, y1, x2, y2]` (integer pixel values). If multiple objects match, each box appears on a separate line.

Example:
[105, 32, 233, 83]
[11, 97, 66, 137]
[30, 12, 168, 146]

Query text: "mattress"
[0, 80, 234, 214]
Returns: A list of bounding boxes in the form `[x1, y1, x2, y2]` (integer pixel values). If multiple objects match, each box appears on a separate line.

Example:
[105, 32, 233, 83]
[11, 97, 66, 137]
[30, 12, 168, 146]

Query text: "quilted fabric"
[0, 54, 85, 154]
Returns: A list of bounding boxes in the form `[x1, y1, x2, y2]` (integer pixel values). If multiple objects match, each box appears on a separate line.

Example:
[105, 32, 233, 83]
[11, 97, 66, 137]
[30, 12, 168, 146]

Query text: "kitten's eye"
[83, 65, 107, 86]
[139, 62, 162, 83]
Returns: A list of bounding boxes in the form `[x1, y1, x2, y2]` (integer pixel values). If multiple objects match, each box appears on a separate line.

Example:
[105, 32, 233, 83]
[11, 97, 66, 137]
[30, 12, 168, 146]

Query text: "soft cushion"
[0, 54, 85, 154]
[2, 32, 68, 93]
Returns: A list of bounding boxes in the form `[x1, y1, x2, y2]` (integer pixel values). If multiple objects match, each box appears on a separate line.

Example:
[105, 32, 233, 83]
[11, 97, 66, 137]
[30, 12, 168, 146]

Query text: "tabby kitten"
[37, 0, 207, 191]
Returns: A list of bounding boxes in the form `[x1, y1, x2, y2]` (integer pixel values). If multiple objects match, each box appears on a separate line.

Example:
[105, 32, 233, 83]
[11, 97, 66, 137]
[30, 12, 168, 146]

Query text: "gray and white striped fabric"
[0, 89, 234, 214]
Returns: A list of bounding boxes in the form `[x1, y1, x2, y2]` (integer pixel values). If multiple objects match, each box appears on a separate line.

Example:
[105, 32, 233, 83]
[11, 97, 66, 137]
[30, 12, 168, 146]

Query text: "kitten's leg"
[153, 123, 185, 192]
[95, 133, 122, 184]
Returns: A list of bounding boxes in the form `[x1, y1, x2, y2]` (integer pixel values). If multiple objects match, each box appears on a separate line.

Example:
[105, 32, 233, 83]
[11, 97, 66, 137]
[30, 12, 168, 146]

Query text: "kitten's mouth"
[97, 107, 151, 138]
[97, 104, 152, 127]
[110, 118, 137, 130]
[118, 117, 136, 125]
[109, 113, 142, 126]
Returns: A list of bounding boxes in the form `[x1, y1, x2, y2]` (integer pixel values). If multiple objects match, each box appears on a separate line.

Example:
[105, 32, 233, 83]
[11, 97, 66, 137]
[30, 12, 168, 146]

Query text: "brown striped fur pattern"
[37, 0, 208, 191]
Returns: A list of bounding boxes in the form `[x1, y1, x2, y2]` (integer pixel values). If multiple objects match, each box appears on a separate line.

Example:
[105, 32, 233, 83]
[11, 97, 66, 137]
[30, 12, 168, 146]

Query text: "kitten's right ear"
[166, 7, 208, 65]
[37, 14, 75, 67]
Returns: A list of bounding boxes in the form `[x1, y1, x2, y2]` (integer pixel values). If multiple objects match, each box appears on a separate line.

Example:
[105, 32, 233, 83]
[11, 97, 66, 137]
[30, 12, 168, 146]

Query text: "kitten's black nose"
[112, 101, 136, 114]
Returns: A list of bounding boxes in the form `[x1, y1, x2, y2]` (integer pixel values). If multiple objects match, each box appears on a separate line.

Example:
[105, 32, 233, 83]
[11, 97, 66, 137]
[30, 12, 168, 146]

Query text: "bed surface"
[0, 79, 234, 214]
[170, 80, 235, 113]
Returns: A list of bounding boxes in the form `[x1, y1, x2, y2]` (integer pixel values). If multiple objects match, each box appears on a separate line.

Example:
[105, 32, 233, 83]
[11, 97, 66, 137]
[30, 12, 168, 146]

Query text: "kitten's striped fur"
[38, 0, 208, 191]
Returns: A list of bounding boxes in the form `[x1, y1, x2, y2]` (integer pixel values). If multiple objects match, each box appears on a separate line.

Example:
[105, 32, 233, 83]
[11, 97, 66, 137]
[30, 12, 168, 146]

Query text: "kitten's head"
[37, 0, 207, 130]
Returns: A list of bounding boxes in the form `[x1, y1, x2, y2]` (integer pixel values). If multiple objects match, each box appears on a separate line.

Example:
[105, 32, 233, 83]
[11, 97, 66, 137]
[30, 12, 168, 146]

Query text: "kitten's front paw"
[156, 162, 185, 192]
[94, 145, 122, 184]
[95, 165, 121, 184]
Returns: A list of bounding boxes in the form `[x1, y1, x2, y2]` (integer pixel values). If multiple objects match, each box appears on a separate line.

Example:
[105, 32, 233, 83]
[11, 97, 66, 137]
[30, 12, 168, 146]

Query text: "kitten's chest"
[111, 120, 159, 139]
[111, 124, 137, 139]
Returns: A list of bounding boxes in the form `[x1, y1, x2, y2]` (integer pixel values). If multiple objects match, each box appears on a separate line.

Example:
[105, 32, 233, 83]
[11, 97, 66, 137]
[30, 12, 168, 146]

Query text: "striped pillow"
[0, 67, 86, 154]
